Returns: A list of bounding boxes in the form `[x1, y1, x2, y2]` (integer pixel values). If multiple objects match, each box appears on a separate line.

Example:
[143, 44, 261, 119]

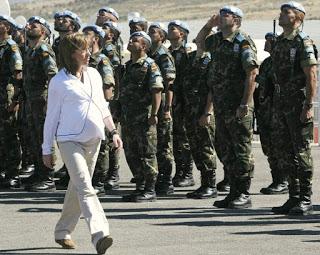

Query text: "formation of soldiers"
[0, 1, 318, 216]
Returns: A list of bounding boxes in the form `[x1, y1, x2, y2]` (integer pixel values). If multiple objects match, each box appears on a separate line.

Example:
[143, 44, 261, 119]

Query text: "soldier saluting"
[271, 1, 318, 216]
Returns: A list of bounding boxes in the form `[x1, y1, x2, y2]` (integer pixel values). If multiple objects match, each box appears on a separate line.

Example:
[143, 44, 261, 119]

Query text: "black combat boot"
[172, 167, 184, 187]
[186, 170, 217, 199]
[54, 165, 68, 179]
[134, 177, 157, 202]
[216, 178, 230, 192]
[175, 164, 195, 187]
[213, 178, 237, 208]
[26, 178, 56, 192]
[155, 173, 174, 196]
[272, 197, 300, 214]
[122, 178, 145, 202]
[104, 167, 120, 191]
[0, 175, 21, 189]
[260, 170, 288, 195]
[92, 175, 106, 195]
[55, 173, 70, 190]
[228, 177, 252, 209]
[289, 182, 313, 216]
[19, 164, 35, 175]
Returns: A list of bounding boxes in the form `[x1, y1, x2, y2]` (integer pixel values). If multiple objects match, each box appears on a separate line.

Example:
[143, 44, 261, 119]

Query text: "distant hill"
[9, 0, 320, 22]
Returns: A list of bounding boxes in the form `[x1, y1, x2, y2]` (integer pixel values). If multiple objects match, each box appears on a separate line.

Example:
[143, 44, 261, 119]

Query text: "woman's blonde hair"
[59, 33, 88, 74]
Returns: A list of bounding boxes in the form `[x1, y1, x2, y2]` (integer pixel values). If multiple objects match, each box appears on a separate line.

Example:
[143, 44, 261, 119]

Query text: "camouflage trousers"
[121, 123, 158, 185]
[26, 97, 54, 181]
[272, 99, 313, 200]
[157, 98, 173, 180]
[184, 111, 216, 175]
[94, 124, 120, 182]
[172, 103, 193, 174]
[214, 123, 231, 182]
[17, 100, 34, 168]
[256, 97, 288, 184]
[215, 109, 254, 180]
[0, 105, 21, 177]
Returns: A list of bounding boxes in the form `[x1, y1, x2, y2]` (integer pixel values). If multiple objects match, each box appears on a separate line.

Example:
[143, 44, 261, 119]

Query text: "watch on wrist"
[304, 103, 313, 110]
[110, 129, 119, 136]
[151, 113, 158, 117]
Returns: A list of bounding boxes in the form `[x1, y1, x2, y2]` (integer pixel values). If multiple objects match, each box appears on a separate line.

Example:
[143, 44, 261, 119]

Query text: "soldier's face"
[264, 38, 272, 53]
[96, 11, 117, 26]
[148, 27, 162, 43]
[12, 29, 25, 45]
[130, 24, 144, 34]
[72, 48, 90, 66]
[103, 27, 114, 41]
[279, 7, 296, 27]
[83, 30, 96, 48]
[167, 25, 182, 41]
[219, 11, 235, 29]
[0, 21, 10, 35]
[54, 17, 74, 32]
[26, 22, 43, 39]
[127, 36, 144, 53]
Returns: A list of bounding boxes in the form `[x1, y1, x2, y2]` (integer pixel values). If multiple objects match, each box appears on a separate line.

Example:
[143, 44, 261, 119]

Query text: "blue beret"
[98, 7, 119, 20]
[102, 21, 120, 33]
[53, 11, 64, 19]
[0, 15, 17, 28]
[27, 16, 51, 35]
[61, 10, 81, 31]
[149, 22, 167, 34]
[83, 25, 106, 39]
[281, 1, 305, 14]
[220, 6, 244, 18]
[129, 17, 147, 25]
[130, 31, 151, 45]
[168, 20, 189, 34]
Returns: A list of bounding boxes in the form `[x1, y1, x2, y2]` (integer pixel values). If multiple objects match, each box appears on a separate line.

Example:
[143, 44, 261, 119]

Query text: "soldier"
[95, 7, 119, 26]
[148, 22, 176, 195]
[183, 50, 218, 199]
[120, 31, 163, 202]
[0, 15, 23, 189]
[167, 20, 195, 187]
[23, 16, 58, 192]
[255, 32, 289, 195]
[52, 10, 81, 188]
[197, 6, 258, 209]
[271, 2, 318, 215]
[102, 21, 121, 68]
[12, 22, 35, 176]
[52, 10, 81, 69]
[82, 25, 117, 194]
[129, 17, 148, 34]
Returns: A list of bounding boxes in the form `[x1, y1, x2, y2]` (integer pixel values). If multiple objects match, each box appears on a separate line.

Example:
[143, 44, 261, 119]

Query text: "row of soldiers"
[0, 1, 318, 216]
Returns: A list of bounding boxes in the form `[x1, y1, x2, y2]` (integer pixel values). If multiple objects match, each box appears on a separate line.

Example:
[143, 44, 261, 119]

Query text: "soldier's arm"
[101, 58, 116, 100]
[199, 91, 214, 127]
[148, 62, 164, 125]
[195, 14, 219, 52]
[42, 51, 58, 83]
[303, 65, 317, 105]
[9, 45, 23, 110]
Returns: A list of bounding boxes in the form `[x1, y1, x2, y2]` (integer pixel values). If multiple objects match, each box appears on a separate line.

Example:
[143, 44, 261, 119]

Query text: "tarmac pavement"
[0, 145, 320, 255]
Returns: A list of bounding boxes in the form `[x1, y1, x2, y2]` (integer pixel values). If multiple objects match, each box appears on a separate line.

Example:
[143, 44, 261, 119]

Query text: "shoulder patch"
[151, 62, 158, 72]
[298, 31, 308, 40]
[235, 33, 245, 43]
[40, 43, 49, 52]
[103, 57, 110, 65]
[11, 44, 18, 52]
[7, 38, 16, 46]
[42, 51, 49, 57]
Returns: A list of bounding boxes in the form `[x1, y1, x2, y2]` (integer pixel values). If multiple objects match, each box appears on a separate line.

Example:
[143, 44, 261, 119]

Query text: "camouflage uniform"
[0, 37, 22, 185]
[183, 51, 217, 198]
[255, 56, 288, 193]
[52, 36, 61, 68]
[148, 44, 176, 192]
[88, 51, 118, 191]
[271, 29, 318, 207]
[206, 30, 258, 206]
[119, 55, 163, 200]
[169, 44, 194, 185]
[23, 41, 58, 190]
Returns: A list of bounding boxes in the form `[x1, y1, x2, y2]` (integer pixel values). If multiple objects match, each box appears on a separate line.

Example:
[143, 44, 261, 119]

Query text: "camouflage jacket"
[23, 41, 58, 100]
[205, 30, 258, 113]
[255, 56, 273, 107]
[119, 55, 163, 125]
[89, 51, 115, 87]
[148, 44, 176, 91]
[271, 29, 318, 101]
[0, 37, 23, 105]
[102, 40, 121, 68]
[52, 36, 61, 69]
[183, 51, 212, 119]
[169, 44, 190, 105]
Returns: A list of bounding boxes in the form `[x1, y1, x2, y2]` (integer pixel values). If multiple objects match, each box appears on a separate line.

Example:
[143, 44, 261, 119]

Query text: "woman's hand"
[42, 154, 55, 169]
[112, 134, 123, 150]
